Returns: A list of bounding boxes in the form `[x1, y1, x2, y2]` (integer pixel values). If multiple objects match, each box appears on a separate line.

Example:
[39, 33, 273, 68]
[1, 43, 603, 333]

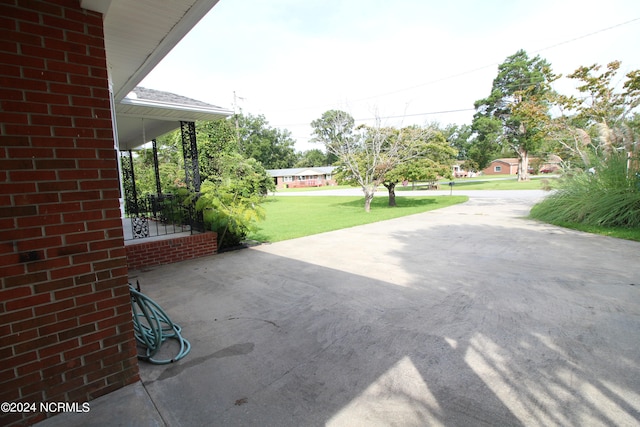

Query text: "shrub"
[195, 155, 272, 249]
[530, 150, 640, 228]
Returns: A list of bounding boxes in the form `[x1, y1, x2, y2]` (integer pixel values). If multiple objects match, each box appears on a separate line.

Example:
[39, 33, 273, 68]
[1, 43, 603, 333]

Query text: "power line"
[531, 17, 640, 56]
[275, 108, 476, 128]
[269, 16, 640, 141]
[355, 108, 476, 122]
[363, 17, 640, 102]
[270, 16, 640, 115]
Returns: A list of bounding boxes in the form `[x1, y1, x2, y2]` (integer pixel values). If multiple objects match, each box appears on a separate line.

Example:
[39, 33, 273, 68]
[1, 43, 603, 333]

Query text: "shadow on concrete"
[131, 214, 640, 426]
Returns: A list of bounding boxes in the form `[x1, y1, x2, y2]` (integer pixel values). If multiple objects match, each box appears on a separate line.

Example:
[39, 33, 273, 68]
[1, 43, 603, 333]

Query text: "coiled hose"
[129, 282, 191, 364]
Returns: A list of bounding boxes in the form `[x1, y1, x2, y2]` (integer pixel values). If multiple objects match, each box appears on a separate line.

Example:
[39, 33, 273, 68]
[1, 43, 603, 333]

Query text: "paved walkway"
[38, 191, 640, 426]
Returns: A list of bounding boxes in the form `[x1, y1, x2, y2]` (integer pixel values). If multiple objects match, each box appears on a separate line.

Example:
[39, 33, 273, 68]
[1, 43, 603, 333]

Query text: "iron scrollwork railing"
[120, 120, 205, 240]
[121, 150, 139, 217]
[124, 193, 199, 240]
[121, 151, 150, 239]
[180, 121, 201, 193]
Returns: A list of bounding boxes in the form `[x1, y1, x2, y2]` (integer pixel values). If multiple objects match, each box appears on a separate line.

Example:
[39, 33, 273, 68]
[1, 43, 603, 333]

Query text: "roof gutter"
[119, 97, 233, 117]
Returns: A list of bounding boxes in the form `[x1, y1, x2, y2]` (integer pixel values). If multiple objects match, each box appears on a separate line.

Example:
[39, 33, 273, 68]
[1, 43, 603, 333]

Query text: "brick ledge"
[125, 232, 217, 270]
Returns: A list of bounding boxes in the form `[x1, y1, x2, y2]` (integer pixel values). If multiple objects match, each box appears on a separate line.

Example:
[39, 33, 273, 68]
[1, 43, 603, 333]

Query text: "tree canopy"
[472, 49, 558, 180]
[381, 126, 457, 206]
[236, 113, 298, 169]
[552, 61, 640, 166]
[311, 110, 455, 211]
[295, 149, 333, 167]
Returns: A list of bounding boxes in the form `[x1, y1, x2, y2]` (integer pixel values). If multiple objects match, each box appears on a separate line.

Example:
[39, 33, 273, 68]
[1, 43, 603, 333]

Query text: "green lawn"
[530, 220, 640, 242]
[276, 184, 353, 192]
[247, 195, 468, 243]
[397, 175, 558, 191]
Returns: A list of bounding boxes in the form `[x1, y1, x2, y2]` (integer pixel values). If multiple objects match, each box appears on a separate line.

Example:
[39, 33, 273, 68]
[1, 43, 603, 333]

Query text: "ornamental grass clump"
[530, 150, 640, 228]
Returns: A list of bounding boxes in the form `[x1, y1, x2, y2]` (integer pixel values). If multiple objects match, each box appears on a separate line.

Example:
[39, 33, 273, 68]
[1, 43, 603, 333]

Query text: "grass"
[529, 152, 640, 241]
[396, 175, 558, 191]
[247, 195, 468, 242]
[276, 184, 353, 192]
[530, 220, 640, 242]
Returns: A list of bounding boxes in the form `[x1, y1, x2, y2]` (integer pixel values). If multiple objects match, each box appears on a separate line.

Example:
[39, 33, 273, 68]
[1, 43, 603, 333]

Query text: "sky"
[141, 0, 640, 152]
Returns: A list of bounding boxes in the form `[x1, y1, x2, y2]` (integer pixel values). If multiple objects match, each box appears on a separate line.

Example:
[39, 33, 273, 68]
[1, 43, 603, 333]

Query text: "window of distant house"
[284, 176, 293, 182]
[494, 166, 502, 172]
[325, 174, 332, 180]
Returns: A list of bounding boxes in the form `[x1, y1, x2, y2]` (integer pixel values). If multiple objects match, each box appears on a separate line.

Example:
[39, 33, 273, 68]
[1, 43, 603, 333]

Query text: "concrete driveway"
[42, 191, 640, 426]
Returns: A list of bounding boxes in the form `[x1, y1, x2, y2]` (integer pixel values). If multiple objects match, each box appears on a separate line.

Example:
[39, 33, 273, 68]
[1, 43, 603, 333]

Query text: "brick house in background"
[0, 1, 222, 425]
[482, 158, 520, 175]
[268, 166, 338, 189]
[481, 156, 562, 176]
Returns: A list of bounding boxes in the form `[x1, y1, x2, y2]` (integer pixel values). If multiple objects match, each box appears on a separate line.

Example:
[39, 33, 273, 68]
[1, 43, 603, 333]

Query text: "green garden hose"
[129, 282, 191, 364]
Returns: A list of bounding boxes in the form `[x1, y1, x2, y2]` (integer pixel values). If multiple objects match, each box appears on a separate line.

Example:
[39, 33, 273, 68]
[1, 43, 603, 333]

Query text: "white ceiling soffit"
[82, 0, 220, 102]
[116, 117, 181, 151]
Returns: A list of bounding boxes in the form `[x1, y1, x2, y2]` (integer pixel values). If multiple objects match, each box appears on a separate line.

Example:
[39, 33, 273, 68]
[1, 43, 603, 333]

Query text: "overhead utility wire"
[273, 16, 639, 132]
[348, 16, 640, 104]
[276, 108, 476, 128]
[531, 17, 640, 56]
[272, 16, 640, 116]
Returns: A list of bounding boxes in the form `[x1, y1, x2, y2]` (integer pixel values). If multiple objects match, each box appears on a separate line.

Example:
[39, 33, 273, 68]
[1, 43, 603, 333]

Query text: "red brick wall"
[482, 161, 517, 175]
[126, 232, 218, 270]
[0, 2, 139, 425]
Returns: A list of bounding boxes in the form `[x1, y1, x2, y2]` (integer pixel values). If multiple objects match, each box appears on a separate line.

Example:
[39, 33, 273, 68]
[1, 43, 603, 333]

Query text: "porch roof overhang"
[116, 88, 233, 150]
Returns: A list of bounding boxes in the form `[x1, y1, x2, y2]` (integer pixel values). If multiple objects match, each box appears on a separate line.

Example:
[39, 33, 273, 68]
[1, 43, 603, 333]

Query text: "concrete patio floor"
[39, 191, 640, 426]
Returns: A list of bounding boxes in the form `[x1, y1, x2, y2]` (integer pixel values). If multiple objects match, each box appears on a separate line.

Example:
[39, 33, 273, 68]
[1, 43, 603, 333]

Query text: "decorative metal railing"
[120, 120, 205, 241]
[124, 193, 204, 240]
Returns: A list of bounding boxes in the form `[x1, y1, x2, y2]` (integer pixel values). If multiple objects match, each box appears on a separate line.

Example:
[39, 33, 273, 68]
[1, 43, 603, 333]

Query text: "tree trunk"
[384, 182, 396, 207]
[518, 149, 530, 181]
[363, 185, 375, 212]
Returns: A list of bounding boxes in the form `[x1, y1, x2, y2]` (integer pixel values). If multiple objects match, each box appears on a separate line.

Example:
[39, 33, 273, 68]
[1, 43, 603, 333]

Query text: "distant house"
[482, 156, 562, 175]
[453, 161, 475, 177]
[268, 166, 338, 189]
[482, 158, 520, 175]
[538, 155, 563, 174]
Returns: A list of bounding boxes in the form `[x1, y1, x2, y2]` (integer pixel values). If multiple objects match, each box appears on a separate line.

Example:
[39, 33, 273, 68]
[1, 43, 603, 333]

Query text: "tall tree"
[237, 113, 298, 169]
[197, 119, 237, 182]
[310, 110, 354, 150]
[295, 149, 331, 167]
[468, 115, 501, 171]
[443, 123, 473, 160]
[472, 50, 557, 180]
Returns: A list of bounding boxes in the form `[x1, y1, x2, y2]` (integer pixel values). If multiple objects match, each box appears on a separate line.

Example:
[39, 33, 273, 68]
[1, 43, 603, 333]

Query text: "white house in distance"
[267, 166, 338, 189]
